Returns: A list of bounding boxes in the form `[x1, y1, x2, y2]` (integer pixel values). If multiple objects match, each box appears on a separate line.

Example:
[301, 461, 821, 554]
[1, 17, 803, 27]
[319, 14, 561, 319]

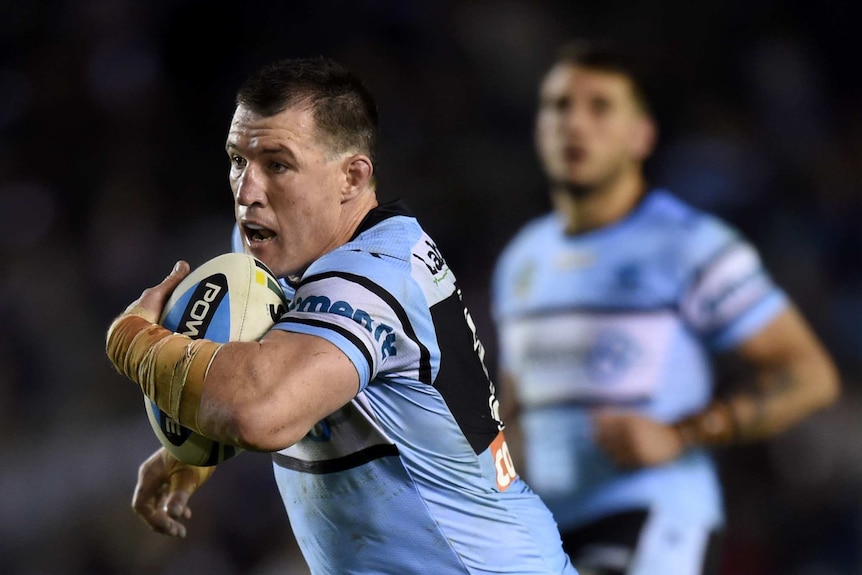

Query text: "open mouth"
[564, 145, 586, 162]
[243, 223, 277, 244]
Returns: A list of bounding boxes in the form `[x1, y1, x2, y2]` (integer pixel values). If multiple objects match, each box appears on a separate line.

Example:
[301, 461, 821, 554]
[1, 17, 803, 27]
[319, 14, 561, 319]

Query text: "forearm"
[106, 312, 222, 434]
[106, 311, 297, 449]
[107, 310, 360, 451]
[675, 356, 840, 449]
[725, 355, 839, 441]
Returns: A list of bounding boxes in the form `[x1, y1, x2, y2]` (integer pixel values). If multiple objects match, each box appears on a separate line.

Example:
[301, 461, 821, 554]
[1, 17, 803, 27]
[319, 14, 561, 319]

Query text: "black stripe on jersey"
[429, 290, 501, 454]
[526, 396, 652, 411]
[271, 444, 400, 474]
[506, 305, 677, 322]
[300, 271, 433, 385]
[276, 317, 374, 377]
[679, 239, 742, 302]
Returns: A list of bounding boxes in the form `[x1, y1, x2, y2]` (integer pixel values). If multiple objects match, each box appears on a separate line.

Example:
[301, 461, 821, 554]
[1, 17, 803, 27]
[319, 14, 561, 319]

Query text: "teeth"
[244, 223, 275, 241]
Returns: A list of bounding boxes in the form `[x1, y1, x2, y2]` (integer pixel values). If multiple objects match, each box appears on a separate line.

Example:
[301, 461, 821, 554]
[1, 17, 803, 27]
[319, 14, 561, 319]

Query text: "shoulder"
[493, 213, 557, 270]
[645, 190, 748, 264]
[300, 209, 454, 312]
[308, 212, 422, 278]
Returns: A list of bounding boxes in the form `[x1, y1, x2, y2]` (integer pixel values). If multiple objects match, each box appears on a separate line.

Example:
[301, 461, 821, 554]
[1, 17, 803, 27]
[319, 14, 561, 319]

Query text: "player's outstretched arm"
[693, 305, 840, 444]
[132, 447, 216, 538]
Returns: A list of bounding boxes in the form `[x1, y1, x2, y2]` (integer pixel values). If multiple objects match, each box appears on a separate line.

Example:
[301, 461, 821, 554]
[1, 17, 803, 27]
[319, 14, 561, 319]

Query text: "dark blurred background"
[1, 1, 860, 574]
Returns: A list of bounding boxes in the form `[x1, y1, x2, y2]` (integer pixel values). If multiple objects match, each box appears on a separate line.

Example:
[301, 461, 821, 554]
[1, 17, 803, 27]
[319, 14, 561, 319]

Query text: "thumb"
[163, 260, 191, 288]
[121, 260, 192, 321]
[153, 260, 191, 298]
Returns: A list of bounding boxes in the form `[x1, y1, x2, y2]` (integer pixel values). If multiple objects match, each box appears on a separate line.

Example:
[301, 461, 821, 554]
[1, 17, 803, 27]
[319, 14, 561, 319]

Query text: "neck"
[551, 169, 646, 234]
[340, 190, 379, 243]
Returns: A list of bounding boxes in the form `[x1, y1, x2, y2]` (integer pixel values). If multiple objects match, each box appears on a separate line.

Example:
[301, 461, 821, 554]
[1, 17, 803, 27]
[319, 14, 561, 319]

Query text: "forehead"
[540, 63, 637, 103]
[226, 103, 321, 151]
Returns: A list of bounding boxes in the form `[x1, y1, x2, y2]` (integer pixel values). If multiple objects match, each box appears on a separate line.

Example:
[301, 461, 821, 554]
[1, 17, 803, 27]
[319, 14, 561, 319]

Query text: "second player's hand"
[592, 410, 685, 468]
[131, 447, 216, 538]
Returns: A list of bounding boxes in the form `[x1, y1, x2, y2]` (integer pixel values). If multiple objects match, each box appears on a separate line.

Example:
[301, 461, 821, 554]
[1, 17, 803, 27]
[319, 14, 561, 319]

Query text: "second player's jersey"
[258, 201, 576, 575]
[491, 190, 787, 531]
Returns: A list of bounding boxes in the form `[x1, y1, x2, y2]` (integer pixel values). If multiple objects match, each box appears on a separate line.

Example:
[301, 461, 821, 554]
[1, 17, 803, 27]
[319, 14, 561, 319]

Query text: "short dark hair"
[554, 39, 653, 114]
[235, 57, 379, 161]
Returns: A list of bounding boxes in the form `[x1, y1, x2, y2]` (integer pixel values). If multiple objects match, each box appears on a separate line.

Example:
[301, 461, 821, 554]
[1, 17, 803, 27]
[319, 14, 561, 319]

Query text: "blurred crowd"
[1, 1, 860, 574]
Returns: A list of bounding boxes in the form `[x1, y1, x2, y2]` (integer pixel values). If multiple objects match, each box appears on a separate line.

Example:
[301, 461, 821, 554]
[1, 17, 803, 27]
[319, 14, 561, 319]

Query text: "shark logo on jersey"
[307, 419, 333, 442]
[585, 329, 640, 383]
[291, 294, 397, 358]
[616, 262, 642, 291]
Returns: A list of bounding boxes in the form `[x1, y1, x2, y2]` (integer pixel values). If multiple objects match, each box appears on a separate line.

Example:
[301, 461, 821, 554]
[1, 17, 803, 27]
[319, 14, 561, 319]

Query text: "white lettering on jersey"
[491, 432, 517, 490]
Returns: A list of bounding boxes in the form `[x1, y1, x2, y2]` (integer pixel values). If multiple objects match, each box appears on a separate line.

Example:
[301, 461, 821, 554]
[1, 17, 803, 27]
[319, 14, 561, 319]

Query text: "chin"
[246, 244, 278, 271]
[551, 177, 596, 199]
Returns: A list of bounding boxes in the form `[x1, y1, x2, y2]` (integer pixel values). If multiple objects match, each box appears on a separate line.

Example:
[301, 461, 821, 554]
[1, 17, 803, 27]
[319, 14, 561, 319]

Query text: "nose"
[564, 104, 586, 133]
[235, 164, 267, 207]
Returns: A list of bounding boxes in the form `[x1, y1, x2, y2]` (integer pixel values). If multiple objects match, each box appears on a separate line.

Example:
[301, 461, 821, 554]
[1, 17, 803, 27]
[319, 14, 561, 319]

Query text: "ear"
[342, 154, 374, 201]
[630, 115, 657, 161]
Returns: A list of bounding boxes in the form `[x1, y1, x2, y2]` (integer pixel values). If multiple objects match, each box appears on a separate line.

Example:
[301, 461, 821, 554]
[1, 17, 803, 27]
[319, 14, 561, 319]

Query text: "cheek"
[283, 190, 335, 233]
[594, 123, 630, 154]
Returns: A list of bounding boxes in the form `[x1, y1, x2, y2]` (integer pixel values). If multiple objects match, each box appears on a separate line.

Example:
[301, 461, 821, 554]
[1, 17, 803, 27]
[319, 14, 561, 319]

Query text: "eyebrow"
[225, 142, 298, 162]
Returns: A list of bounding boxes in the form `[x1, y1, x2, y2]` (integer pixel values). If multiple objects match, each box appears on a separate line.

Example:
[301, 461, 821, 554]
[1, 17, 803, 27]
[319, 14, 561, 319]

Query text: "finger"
[163, 489, 192, 521]
[129, 491, 186, 538]
[148, 507, 188, 538]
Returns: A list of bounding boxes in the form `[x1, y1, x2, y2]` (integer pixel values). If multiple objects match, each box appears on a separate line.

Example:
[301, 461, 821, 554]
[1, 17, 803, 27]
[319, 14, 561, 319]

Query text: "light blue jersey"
[491, 190, 787, 533]
[242, 201, 576, 575]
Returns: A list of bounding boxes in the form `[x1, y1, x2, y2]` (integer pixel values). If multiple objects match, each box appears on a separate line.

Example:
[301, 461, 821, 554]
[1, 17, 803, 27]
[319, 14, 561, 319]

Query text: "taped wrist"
[106, 313, 222, 433]
[672, 400, 739, 449]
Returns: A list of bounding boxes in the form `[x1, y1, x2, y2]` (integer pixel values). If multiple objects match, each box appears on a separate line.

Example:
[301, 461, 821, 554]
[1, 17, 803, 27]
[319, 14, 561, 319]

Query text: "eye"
[270, 161, 288, 173]
[591, 98, 611, 116]
[231, 155, 247, 168]
[543, 96, 570, 114]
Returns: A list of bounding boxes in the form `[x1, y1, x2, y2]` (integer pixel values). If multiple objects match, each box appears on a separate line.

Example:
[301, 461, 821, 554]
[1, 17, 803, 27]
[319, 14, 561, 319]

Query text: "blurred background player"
[490, 39, 840, 575]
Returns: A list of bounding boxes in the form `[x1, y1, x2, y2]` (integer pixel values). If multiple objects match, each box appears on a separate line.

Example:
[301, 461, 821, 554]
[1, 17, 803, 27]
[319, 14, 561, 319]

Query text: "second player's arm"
[676, 304, 840, 448]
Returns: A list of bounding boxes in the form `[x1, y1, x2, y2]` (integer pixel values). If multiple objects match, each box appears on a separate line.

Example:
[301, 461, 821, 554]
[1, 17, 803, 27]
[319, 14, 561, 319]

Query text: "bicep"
[727, 305, 840, 432]
[734, 305, 831, 370]
[260, 328, 361, 423]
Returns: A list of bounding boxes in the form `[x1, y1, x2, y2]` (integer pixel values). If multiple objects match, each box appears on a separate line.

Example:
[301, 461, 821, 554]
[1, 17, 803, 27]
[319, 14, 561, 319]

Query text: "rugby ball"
[144, 252, 289, 466]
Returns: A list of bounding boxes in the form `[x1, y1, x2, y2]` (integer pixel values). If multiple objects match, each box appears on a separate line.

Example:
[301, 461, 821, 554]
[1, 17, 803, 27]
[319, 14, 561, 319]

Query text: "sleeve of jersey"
[679, 225, 788, 351]
[269, 274, 397, 391]
[231, 224, 244, 254]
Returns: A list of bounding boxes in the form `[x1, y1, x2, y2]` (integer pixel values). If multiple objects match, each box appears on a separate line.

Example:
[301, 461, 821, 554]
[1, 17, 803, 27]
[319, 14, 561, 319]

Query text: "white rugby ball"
[144, 252, 289, 466]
